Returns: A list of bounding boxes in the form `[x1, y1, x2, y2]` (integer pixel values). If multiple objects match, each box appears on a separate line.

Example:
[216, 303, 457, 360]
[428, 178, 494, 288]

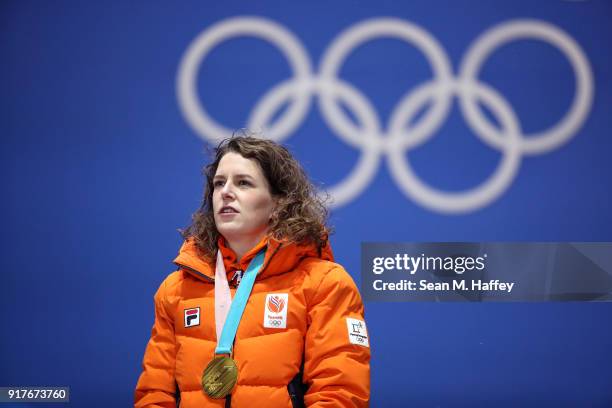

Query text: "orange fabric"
[217, 235, 268, 279]
[135, 238, 370, 407]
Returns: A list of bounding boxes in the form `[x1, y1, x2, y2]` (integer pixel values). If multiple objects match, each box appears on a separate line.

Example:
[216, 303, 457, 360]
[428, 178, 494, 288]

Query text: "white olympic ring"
[177, 17, 593, 213]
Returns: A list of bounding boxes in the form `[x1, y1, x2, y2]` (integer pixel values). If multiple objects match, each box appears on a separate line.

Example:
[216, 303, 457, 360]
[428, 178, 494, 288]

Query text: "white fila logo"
[184, 307, 200, 328]
[263, 294, 288, 329]
[346, 318, 369, 347]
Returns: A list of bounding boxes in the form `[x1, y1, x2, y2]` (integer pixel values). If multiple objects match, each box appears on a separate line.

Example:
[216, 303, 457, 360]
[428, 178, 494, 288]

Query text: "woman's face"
[212, 152, 276, 245]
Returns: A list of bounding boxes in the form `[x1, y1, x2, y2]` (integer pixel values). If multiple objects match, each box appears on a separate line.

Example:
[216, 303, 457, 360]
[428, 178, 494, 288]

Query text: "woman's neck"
[225, 233, 266, 261]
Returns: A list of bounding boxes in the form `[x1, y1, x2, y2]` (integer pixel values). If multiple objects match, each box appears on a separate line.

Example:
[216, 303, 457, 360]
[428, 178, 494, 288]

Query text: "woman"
[135, 136, 370, 407]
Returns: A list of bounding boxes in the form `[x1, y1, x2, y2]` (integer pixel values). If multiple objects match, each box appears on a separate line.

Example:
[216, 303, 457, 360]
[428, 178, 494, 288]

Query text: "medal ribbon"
[214, 248, 266, 355]
[214, 250, 232, 341]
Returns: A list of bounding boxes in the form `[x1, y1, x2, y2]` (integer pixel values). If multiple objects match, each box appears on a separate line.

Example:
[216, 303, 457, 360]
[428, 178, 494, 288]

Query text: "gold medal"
[201, 355, 238, 398]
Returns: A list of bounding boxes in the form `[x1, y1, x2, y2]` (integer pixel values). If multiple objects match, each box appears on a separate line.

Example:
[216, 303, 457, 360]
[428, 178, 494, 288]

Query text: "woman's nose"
[221, 181, 235, 198]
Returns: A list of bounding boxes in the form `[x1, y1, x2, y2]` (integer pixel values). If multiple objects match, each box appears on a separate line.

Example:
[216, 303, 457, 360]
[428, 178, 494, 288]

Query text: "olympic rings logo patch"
[177, 17, 593, 213]
[263, 293, 288, 329]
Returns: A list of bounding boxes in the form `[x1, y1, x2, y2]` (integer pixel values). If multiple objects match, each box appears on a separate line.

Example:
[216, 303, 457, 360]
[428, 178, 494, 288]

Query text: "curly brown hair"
[182, 134, 331, 261]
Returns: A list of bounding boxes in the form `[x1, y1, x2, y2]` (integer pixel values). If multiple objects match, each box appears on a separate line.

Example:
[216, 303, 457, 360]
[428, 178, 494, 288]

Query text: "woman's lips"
[219, 206, 238, 214]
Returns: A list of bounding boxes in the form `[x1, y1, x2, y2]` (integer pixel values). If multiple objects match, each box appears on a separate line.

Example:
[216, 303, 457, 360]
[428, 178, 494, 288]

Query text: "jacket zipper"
[224, 243, 283, 408]
[175, 263, 214, 282]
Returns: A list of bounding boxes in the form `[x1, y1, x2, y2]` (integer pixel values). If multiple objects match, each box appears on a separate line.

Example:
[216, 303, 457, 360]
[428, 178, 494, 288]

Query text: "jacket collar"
[173, 236, 334, 283]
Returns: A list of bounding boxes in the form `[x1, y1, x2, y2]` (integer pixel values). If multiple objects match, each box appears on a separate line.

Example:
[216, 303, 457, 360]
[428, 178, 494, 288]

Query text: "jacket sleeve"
[303, 265, 371, 407]
[134, 278, 177, 408]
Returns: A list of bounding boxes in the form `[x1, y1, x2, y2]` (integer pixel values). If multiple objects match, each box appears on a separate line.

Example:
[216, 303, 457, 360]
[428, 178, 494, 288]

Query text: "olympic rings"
[177, 17, 593, 213]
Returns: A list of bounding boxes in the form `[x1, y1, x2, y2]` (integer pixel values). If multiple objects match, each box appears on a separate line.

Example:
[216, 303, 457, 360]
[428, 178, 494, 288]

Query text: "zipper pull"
[232, 270, 243, 285]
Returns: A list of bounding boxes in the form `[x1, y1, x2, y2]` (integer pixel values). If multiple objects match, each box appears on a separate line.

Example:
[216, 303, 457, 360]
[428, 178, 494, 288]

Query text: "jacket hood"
[173, 237, 334, 282]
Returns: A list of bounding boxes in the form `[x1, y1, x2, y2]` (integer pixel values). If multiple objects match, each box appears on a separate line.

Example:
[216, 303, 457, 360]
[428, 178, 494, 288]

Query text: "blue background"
[1, 1, 611, 406]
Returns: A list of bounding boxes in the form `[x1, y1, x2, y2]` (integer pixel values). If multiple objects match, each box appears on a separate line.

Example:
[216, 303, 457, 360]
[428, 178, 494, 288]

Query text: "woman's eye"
[213, 180, 224, 188]
[238, 180, 251, 186]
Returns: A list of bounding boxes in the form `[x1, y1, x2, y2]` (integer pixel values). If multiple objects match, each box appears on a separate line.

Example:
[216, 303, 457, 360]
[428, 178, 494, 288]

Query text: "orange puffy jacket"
[135, 237, 370, 407]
